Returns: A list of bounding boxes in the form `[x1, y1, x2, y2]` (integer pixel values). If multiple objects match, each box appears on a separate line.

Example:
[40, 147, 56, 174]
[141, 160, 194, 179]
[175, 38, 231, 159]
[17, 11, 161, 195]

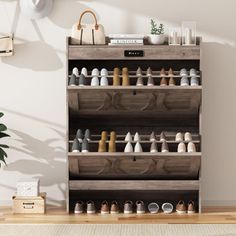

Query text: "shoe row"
[74, 200, 196, 214]
[69, 67, 200, 87]
[71, 67, 199, 77]
[71, 129, 91, 153]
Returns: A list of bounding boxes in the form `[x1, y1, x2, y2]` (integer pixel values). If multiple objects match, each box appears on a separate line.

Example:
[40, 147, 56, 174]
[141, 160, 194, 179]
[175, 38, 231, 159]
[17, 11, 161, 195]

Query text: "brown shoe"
[160, 68, 166, 77]
[160, 77, 167, 86]
[176, 200, 187, 214]
[101, 131, 108, 141]
[187, 200, 195, 214]
[101, 200, 109, 214]
[98, 140, 107, 152]
[108, 140, 116, 152]
[110, 201, 119, 214]
[169, 77, 176, 86]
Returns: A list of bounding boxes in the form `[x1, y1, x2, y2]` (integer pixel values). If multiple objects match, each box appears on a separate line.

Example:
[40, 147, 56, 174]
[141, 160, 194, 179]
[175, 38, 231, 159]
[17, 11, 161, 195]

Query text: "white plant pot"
[147, 34, 165, 45]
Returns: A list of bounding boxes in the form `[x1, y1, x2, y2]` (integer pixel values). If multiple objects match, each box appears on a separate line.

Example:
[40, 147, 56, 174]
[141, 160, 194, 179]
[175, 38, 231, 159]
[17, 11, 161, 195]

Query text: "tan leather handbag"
[71, 10, 106, 45]
[0, 34, 14, 57]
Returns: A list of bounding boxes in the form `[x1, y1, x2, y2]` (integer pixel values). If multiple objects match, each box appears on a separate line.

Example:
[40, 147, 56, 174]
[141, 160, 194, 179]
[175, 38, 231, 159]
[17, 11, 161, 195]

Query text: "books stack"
[108, 34, 144, 46]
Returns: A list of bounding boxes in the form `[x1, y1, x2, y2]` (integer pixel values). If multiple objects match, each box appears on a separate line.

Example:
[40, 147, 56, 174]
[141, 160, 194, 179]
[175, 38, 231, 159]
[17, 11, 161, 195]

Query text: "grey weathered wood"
[69, 180, 200, 190]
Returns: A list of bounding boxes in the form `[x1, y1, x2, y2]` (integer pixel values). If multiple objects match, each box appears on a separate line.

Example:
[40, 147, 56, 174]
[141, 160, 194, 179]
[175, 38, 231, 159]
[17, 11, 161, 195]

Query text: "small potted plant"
[0, 112, 10, 167]
[147, 19, 165, 45]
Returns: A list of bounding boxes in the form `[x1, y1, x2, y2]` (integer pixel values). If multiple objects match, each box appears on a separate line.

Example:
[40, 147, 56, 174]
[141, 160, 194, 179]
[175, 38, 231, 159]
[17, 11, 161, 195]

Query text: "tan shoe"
[160, 77, 167, 86]
[110, 131, 116, 141]
[122, 74, 130, 86]
[110, 201, 119, 214]
[98, 140, 107, 152]
[108, 140, 116, 152]
[160, 68, 166, 77]
[101, 200, 109, 214]
[168, 68, 174, 76]
[187, 200, 195, 214]
[113, 67, 120, 75]
[169, 77, 176, 86]
[122, 67, 129, 75]
[176, 200, 187, 214]
[113, 74, 121, 86]
[101, 131, 108, 141]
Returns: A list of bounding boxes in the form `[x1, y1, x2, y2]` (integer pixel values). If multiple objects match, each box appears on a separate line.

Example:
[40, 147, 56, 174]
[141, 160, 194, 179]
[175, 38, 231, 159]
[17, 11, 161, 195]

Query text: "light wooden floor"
[1, 206, 236, 224]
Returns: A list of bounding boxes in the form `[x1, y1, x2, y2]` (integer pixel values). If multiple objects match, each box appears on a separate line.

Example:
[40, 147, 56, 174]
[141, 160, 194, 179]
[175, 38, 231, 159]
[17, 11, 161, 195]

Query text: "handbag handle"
[77, 10, 99, 30]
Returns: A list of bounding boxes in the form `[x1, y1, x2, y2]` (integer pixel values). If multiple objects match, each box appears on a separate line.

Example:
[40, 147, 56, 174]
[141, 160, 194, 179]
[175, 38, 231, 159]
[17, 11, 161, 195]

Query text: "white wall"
[0, 0, 236, 206]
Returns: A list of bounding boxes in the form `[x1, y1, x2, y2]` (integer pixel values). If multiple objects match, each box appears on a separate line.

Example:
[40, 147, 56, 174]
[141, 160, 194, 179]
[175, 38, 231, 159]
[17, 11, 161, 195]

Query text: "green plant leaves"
[0, 112, 4, 118]
[0, 124, 7, 132]
[0, 144, 9, 148]
[0, 132, 10, 139]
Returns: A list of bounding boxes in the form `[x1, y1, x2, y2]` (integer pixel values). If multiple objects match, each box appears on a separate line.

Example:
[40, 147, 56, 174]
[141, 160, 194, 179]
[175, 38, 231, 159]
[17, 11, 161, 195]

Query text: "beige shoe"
[187, 142, 196, 152]
[187, 200, 195, 214]
[168, 68, 174, 76]
[176, 200, 187, 214]
[169, 77, 176, 86]
[100, 200, 109, 214]
[113, 74, 121, 86]
[160, 77, 167, 86]
[184, 132, 192, 141]
[175, 132, 183, 142]
[98, 140, 107, 152]
[122, 67, 129, 75]
[122, 74, 130, 86]
[177, 142, 186, 152]
[108, 140, 116, 152]
[101, 131, 108, 141]
[110, 131, 116, 141]
[113, 67, 120, 75]
[160, 68, 166, 77]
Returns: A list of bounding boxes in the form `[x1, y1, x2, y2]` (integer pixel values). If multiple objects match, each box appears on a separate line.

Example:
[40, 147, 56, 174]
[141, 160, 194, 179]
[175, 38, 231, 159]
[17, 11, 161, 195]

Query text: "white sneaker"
[81, 67, 88, 77]
[91, 76, 99, 86]
[177, 142, 186, 152]
[134, 132, 141, 142]
[150, 131, 156, 142]
[134, 142, 143, 152]
[136, 77, 144, 86]
[184, 132, 192, 141]
[124, 132, 132, 142]
[161, 141, 169, 152]
[190, 76, 199, 86]
[72, 67, 79, 77]
[180, 76, 189, 86]
[100, 77, 108, 86]
[180, 68, 188, 77]
[101, 68, 108, 77]
[190, 68, 197, 77]
[175, 132, 183, 142]
[147, 76, 154, 86]
[188, 142, 196, 152]
[91, 68, 99, 77]
[124, 142, 133, 152]
[150, 142, 158, 152]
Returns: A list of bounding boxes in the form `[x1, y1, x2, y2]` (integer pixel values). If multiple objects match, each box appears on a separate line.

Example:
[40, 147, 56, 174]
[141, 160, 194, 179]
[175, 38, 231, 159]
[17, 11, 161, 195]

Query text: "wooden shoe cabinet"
[66, 37, 202, 214]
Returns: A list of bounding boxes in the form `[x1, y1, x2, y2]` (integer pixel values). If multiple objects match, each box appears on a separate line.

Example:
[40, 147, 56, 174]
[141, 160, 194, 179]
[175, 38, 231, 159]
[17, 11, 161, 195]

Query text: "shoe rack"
[66, 37, 202, 214]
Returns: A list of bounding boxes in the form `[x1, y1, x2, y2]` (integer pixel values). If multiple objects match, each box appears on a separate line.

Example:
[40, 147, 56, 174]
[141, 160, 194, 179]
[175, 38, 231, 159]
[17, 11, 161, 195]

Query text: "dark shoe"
[79, 74, 85, 86]
[148, 202, 159, 214]
[161, 141, 169, 153]
[72, 139, 80, 152]
[100, 200, 109, 214]
[110, 201, 119, 214]
[98, 140, 107, 152]
[176, 200, 187, 214]
[74, 201, 84, 214]
[81, 139, 89, 152]
[69, 74, 78, 86]
[87, 200, 96, 214]
[187, 200, 195, 214]
[136, 200, 145, 214]
[84, 129, 91, 141]
[124, 200, 133, 214]
[76, 129, 83, 142]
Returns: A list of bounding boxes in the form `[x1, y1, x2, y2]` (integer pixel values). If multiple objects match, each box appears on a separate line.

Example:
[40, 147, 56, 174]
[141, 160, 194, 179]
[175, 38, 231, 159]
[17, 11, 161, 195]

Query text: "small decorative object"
[169, 28, 181, 46]
[12, 192, 46, 214]
[0, 34, 14, 57]
[147, 19, 165, 45]
[17, 178, 40, 197]
[20, 0, 53, 20]
[71, 10, 106, 45]
[0, 112, 10, 167]
[182, 21, 197, 46]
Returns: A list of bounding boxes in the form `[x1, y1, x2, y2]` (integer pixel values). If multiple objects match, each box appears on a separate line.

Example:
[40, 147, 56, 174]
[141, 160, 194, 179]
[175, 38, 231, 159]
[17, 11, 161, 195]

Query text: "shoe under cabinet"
[66, 37, 202, 215]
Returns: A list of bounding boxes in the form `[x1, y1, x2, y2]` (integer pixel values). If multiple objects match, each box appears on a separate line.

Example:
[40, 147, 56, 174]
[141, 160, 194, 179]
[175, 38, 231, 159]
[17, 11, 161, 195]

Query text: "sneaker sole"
[176, 210, 187, 214]
[136, 211, 145, 214]
[110, 211, 119, 214]
[187, 211, 195, 214]
[101, 211, 110, 214]
[74, 211, 83, 214]
[124, 211, 133, 214]
[87, 211, 96, 214]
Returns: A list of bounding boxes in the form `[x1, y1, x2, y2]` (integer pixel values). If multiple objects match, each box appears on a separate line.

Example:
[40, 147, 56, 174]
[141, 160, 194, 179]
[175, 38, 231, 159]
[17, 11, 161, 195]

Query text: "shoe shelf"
[66, 37, 202, 214]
